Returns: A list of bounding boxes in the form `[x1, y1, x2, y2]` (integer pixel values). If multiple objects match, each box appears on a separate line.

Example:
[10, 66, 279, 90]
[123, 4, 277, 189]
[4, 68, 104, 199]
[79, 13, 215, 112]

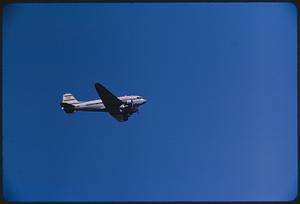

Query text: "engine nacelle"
[120, 104, 127, 109]
[120, 104, 137, 113]
[126, 100, 134, 105]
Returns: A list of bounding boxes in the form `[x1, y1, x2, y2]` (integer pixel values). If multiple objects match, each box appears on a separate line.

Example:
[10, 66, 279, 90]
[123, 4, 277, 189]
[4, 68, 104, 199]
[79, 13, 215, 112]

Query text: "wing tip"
[95, 82, 101, 88]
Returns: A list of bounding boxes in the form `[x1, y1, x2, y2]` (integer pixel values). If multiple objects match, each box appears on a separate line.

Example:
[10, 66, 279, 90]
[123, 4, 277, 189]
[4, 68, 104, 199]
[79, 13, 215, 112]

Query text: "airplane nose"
[143, 99, 147, 104]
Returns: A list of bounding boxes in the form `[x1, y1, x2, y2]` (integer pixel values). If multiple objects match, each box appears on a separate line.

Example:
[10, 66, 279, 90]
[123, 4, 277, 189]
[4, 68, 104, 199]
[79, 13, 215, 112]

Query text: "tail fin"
[61, 93, 78, 113]
[62, 93, 79, 105]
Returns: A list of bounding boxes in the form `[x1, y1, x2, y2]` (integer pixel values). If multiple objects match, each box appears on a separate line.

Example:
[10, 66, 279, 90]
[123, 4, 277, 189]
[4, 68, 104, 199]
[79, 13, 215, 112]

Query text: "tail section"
[61, 93, 79, 113]
[62, 93, 79, 105]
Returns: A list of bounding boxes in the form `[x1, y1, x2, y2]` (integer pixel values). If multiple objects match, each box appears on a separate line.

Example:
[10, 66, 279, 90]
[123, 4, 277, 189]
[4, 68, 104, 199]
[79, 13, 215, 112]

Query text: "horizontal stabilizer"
[60, 102, 75, 113]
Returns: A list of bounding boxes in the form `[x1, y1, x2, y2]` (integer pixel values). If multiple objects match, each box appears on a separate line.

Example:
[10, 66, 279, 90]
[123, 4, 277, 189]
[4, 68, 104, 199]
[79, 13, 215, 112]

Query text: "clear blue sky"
[2, 2, 297, 202]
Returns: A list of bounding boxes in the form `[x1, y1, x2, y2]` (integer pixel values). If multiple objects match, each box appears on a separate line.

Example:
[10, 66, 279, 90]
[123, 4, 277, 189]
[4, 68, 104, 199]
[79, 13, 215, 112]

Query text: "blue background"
[3, 3, 297, 201]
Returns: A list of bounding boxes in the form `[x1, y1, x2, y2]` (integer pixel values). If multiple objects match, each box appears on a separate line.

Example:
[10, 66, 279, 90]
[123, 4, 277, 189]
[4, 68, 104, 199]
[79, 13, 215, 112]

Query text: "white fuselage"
[73, 95, 146, 112]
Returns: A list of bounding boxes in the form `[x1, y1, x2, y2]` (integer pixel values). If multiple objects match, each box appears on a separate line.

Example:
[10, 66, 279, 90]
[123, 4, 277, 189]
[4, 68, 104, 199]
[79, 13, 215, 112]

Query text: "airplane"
[60, 83, 147, 122]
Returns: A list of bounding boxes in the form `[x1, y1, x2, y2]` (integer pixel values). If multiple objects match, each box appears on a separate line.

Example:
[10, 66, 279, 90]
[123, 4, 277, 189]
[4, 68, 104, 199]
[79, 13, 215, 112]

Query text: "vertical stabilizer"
[62, 93, 79, 105]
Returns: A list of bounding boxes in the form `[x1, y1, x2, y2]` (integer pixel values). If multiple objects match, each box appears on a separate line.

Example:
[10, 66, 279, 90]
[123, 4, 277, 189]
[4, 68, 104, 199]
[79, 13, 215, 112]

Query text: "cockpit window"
[137, 96, 142, 99]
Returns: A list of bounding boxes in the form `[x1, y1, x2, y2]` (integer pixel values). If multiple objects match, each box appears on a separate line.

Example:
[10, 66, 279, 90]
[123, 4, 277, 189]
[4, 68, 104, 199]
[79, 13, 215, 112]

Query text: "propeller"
[131, 99, 134, 108]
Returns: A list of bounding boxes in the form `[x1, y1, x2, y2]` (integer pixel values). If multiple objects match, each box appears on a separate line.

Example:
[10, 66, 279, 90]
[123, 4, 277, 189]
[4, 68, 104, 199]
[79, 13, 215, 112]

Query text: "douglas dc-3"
[60, 83, 147, 122]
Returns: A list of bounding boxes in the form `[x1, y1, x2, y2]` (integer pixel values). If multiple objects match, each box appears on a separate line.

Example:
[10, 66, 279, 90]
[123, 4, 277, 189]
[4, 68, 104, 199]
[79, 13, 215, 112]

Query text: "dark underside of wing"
[94, 83, 123, 108]
[110, 113, 129, 122]
[95, 83, 130, 122]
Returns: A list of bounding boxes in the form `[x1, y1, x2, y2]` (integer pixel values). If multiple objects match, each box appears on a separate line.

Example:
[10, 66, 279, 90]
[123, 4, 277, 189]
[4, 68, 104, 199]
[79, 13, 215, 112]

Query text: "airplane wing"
[94, 83, 123, 108]
[110, 113, 129, 122]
